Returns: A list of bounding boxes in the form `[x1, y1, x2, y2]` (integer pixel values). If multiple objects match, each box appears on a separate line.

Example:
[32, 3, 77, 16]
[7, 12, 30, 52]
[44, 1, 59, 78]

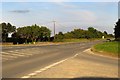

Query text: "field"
[61, 38, 102, 42]
[62, 39, 90, 42]
[93, 41, 120, 57]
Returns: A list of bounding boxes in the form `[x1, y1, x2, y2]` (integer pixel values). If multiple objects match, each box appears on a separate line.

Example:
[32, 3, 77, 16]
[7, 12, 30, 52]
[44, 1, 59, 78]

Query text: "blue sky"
[1, 2, 118, 35]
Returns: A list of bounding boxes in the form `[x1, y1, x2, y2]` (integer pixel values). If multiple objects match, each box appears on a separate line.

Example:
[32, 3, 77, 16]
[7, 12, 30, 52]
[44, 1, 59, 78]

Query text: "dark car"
[106, 38, 111, 42]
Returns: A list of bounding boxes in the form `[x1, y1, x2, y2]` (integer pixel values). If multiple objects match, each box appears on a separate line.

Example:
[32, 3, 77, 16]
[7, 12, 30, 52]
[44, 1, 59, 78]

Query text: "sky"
[1, 1, 118, 35]
[1, 0, 120, 2]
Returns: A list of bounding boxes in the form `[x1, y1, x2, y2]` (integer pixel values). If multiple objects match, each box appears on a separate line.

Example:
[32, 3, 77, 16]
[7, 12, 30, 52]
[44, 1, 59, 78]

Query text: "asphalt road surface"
[1, 40, 118, 78]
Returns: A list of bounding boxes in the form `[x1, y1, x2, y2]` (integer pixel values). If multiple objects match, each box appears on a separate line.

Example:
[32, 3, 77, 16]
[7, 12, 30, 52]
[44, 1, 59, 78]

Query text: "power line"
[56, 22, 68, 28]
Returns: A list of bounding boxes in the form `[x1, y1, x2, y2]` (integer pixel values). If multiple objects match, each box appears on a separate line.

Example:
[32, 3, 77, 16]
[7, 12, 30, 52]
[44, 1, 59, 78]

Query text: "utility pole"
[53, 21, 56, 40]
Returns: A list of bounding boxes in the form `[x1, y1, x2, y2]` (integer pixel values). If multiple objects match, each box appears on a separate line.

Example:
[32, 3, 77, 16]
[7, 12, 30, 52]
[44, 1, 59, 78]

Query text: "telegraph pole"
[53, 21, 56, 39]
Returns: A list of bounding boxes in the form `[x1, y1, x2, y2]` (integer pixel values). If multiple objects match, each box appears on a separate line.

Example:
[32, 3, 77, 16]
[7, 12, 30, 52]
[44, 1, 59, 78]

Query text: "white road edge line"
[22, 47, 117, 78]
[21, 50, 82, 78]
[21, 54, 78, 78]
[21, 58, 68, 78]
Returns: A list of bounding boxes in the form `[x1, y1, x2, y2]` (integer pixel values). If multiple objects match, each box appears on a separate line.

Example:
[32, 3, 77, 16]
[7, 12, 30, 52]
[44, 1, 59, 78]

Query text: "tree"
[38, 26, 51, 41]
[39, 26, 51, 38]
[63, 27, 110, 39]
[88, 27, 95, 32]
[1, 22, 16, 42]
[108, 34, 114, 38]
[88, 27, 97, 38]
[114, 19, 120, 41]
[16, 24, 51, 43]
[0, 24, 2, 42]
[7, 23, 16, 33]
[72, 29, 82, 38]
[104, 31, 108, 35]
[97, 31, 103, 38]
[64, 32, 74, 39]
[55, 32, 64, 41]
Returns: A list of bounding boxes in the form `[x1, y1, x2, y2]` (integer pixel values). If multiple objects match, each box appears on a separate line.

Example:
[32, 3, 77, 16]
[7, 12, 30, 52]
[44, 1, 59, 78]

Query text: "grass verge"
[56, 38, 102, 42]
[2, 38, 103, 46]
[62, 39, 90, 42]
[92, 41, 119, 58]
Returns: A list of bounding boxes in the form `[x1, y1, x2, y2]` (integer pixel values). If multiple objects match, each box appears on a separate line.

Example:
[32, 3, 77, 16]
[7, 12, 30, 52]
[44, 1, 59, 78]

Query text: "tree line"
[55, 27, 114, 41]
[1, 20, 119, 44]
[0, 23, 51, 44]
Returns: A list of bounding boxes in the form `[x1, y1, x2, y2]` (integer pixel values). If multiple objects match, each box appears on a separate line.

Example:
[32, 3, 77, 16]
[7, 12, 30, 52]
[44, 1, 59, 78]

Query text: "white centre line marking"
[2, 55, 17, 58]
[9, 51, 33, 56]
[15, 50, 19, 51]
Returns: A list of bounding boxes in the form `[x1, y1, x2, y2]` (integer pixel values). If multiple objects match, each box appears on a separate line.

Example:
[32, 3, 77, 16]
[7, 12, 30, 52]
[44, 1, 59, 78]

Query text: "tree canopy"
[55, 27, 113, 41]
[14, 24, 51, 43]
[0, 22, 16, 42]
[55, 32, 64, 41]
[0, 22, 114, 43]
[114, 19, 120, 41]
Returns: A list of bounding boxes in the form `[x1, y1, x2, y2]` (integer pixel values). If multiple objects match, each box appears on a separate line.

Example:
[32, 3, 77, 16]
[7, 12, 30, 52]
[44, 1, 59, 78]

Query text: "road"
[1, 40, 118, 79]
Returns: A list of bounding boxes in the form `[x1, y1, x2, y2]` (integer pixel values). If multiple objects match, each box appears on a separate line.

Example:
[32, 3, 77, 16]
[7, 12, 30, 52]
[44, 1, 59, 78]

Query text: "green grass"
[63, 39, 89, 42]
[93, 41, 119, 57]
[61, 38, 102, 42]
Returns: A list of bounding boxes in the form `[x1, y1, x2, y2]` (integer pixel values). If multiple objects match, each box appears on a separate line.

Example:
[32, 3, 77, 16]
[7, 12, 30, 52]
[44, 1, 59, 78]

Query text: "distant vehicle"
[106, 38, 112, 42]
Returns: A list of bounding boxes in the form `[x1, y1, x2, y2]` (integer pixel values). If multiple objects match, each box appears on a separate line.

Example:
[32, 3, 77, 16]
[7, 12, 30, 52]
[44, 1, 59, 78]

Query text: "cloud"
[54, 2, 77, 8]
[61, 9, 97, 25]
[9, 10, 30, 13]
